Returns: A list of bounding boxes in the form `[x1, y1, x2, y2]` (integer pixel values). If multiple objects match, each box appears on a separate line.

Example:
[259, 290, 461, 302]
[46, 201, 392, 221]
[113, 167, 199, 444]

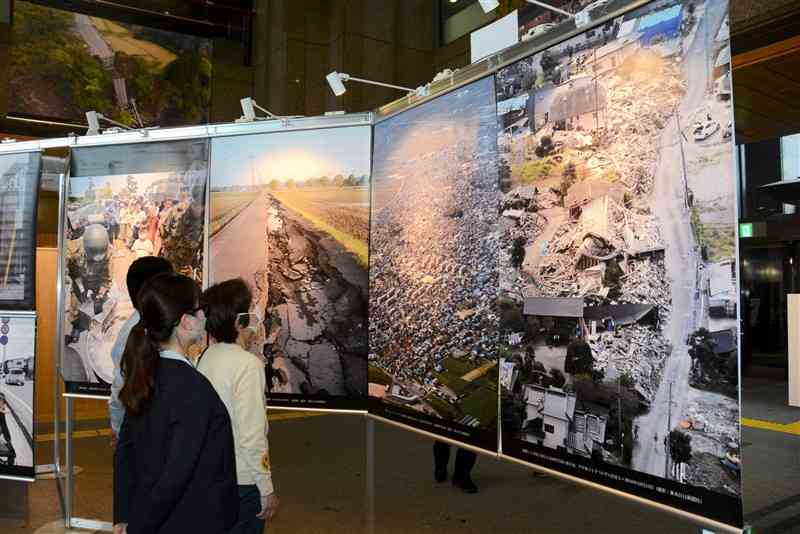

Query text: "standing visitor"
[199, 279, 279, 533]
[108, 256, 173, 442]
[433, 440, 478, 494]
[113, 273, 238, 534]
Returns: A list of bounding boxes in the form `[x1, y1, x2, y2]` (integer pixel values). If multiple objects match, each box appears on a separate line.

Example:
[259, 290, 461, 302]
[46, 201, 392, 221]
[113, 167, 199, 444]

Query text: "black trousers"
[433, 441, 476, 479]
[226, 485, 265, 534]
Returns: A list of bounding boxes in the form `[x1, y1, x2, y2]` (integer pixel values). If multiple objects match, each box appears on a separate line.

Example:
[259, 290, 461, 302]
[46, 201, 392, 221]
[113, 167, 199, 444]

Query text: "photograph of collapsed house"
[497, 0, 739, 501]
[0, 314, 37, 481]
[0, 152, 40, 310]
[368, 77, 500, 448]
[209, 127, 371, 408]
[61, 141, 208, 392]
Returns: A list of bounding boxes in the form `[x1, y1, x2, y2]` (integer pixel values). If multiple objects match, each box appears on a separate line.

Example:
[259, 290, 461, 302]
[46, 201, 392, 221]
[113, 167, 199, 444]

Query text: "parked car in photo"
[5, 369, 25, 386]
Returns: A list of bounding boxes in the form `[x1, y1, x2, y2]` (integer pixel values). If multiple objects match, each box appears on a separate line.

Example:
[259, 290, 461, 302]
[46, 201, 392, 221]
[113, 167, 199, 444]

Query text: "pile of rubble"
[602, 57, 686, 195]
[588, 325, 671, 402]
[619, 259, 671, 309]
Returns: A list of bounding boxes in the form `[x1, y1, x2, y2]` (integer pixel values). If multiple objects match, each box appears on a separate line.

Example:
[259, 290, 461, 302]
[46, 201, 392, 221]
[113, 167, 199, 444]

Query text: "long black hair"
[120, 272, 201, 416]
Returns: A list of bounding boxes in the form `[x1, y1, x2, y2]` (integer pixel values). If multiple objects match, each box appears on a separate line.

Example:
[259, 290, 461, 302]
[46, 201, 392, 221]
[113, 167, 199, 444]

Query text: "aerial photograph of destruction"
[369, 77, 500, 437]
[62, 146, 207, 388]
[10, 1, 211, 126]
[209, 127, 371, 403]
[496, 0, 739, 497]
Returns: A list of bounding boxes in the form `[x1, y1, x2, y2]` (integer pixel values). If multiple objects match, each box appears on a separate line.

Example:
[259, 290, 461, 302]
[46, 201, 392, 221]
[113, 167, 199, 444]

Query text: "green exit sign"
[739, 223, 753, 238]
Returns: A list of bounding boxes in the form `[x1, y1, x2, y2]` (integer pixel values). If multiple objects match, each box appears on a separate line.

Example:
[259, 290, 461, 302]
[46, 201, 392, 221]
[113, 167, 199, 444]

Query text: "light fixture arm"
[525, 0, 575, 19]
[251, 100, 280, 119]
[339, 73, 417, 94]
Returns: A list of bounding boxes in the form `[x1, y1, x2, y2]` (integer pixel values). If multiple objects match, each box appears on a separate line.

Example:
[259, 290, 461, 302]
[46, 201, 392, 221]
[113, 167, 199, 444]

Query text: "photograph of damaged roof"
[523, 296, 584, 317]
[583, 303, 657, 327]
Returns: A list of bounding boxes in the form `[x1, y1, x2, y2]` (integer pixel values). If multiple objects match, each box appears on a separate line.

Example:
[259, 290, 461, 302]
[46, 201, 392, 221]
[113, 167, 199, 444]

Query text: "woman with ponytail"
[113, 273, 238, 534]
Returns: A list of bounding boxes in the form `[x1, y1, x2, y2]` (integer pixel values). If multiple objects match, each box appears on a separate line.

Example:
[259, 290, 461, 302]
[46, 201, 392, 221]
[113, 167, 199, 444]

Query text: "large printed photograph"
[0, 314, 36, 481]
[496, 0, 739, 523]
[10, 1, 212, 127]
[0, 152, 41, 310]
[209, 127, 371, 409]
[62, 141, 208, 394]
[369, 77, 500, 449]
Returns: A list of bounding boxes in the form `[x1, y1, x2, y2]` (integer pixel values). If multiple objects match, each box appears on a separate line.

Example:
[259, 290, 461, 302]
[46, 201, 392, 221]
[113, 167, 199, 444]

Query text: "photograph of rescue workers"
[62, 168, 207, 387]
[209, 127, 371, 402]
[496, 0, 739, 497]
[0, 152, 40, 308]
[0, 314, 36, 476]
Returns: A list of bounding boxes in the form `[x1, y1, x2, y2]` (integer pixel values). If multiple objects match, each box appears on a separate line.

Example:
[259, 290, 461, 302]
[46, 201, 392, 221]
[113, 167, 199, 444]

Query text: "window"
[545, 423, 555, 434]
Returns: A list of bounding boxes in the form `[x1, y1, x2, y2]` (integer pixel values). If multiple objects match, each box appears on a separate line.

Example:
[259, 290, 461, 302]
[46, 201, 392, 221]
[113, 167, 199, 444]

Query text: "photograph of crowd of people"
[62, 150, 207, 390]
[209, 127, 371, 407]
[0, 314, 36, 479]
[0, 152, 41, 309]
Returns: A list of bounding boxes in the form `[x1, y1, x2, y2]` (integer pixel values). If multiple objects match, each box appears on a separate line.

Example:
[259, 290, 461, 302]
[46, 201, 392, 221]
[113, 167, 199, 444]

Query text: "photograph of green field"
[209, 127, 372, 408]
[10, 1, 211, 126]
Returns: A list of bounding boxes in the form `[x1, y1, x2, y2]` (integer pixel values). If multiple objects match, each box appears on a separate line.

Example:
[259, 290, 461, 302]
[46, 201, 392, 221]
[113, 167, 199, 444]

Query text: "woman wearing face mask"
[113, 273, 238, 534]
[198, 279, 279, 534]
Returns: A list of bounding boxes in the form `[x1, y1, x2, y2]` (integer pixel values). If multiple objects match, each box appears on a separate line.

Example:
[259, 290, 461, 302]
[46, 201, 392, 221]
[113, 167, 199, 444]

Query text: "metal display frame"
[0, 0, 747, 529]
[0, 113, 375, 531]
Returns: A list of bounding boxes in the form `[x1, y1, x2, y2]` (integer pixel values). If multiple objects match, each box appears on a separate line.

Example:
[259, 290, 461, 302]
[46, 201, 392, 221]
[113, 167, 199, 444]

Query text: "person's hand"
[110, 432, 118, 449]
[112, 522, 127, 534]
[256, 492, 279, 521]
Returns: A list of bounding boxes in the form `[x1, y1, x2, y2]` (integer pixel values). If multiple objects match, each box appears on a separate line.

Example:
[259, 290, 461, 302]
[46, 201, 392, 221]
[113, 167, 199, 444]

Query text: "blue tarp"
[637, 5, 682, 45]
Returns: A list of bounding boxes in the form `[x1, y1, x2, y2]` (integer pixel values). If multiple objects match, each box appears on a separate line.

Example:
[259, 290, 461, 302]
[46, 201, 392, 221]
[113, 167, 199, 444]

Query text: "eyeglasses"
[190, 304, 208, 316]
[236, 311, 263, 332]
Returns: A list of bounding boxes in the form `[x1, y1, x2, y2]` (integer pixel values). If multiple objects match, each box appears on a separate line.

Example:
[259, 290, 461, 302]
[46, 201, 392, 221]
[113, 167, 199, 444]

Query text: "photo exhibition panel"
[0, 313, 37, 482]
[369, 76, 501, 452]
[62, 139, 209, 395]
[0, 151, 41, 310]
[496, 0, 740, 526]
[209, 126, 372, 411]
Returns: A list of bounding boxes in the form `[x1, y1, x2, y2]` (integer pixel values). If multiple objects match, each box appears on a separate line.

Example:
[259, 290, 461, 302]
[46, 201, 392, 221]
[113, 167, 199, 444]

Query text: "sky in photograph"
[210, 126, 371, 189]
[68, 171, 172, 198]
[0, 316, 36, 362]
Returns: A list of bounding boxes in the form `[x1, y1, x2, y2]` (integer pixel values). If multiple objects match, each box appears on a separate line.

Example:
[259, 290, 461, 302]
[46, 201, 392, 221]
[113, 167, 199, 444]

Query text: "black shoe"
[434, 467, 447, 483]
[452, 475, 478, 494]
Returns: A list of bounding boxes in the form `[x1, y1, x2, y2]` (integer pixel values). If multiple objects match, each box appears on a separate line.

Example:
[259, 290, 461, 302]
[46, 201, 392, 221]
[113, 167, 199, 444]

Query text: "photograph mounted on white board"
[61, 141, 208, 394]
[369, 76, 500, 450]
[0, 314, 36, 481]
[496, 0, 740, 525]
[209, 127, 371, 410]
[0, 152, 41, 310]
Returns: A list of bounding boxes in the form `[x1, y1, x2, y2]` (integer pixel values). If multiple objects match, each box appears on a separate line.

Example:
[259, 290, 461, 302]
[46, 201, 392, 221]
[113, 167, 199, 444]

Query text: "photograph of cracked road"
[62, 140, 209, 395]
[368, 76, 501, 451]
[496, 0, 740, 526]
[0, 313, 36, 481]
[0, 151, 40, 310]
[209, 127, 371, 410]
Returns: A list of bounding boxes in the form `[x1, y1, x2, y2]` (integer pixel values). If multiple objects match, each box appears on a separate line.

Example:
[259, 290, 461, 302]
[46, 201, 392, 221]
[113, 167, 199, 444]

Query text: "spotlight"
[326, 71, 348, 97]
[325, 71, 426, 97]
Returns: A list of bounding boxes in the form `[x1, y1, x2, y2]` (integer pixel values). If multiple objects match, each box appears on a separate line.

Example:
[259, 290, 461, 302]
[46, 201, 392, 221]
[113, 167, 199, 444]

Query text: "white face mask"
[182, 309, 207, 346]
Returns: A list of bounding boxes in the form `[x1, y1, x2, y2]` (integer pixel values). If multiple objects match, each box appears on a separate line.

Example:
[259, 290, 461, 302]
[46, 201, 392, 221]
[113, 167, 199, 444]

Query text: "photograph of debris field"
[496, 0, 740, 514]
[209, 127, 371, 409]
[368, 77, 500, 449]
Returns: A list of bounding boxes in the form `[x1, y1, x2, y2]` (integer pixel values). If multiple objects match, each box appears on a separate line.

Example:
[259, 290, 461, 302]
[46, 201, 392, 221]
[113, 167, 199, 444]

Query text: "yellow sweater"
[198, 342, 274, 496]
